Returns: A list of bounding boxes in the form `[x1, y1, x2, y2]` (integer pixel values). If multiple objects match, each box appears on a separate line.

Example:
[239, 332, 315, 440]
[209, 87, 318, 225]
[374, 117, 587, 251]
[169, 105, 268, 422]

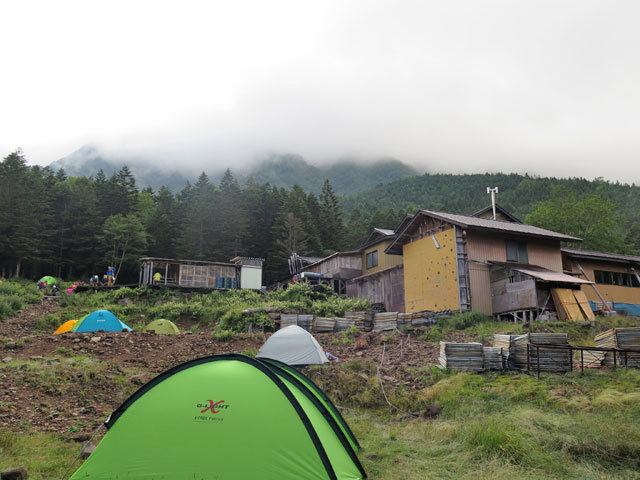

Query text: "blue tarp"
[589, 301, 640, 316]
[73, 310, 132, 332]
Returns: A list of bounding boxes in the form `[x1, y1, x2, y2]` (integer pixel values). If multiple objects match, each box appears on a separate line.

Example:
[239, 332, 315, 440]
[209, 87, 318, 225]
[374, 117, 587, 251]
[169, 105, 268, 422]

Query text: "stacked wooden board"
[297, 314, 313, 331]
[511, 333, 572, 372]
[312, 317, 336, 333]
[439, 342, 484, 371]
[595, 327, 640, 367]
[483, 347, 504, 370]
[410, 312, 434, 327]
[397, 313, 412, 329]
[373, 312, 398, 332]
[345, 311, 372, 331]
[279, 314, 298, 328]
[493, 334, 519, 369]
[582, 350, 607, 368]
[551, 288, 596, 321]
[335, 318, 356, 332]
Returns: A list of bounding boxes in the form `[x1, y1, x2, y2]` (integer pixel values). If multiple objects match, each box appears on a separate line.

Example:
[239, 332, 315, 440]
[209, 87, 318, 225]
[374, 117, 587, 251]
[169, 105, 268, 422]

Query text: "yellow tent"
[54, 319, 78, 334]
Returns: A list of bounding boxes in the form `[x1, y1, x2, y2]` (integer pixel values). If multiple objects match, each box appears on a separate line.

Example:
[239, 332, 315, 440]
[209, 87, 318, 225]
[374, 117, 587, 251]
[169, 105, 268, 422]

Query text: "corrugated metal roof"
[374, 228, 395, 236]
[511, 265, 593, 284]
[561, 248, 640, 264]
[420, 210, 582, 241]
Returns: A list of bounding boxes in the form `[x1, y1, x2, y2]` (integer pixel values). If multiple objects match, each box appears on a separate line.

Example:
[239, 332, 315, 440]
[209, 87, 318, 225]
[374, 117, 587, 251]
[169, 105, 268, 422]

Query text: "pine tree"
[218, 169, 248, 258]
[318, 179, 346, 253]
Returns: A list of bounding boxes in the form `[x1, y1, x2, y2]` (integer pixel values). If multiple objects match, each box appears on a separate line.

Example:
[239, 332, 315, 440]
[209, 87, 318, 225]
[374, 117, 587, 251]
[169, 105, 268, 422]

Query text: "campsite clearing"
[1, 292, 640, 479]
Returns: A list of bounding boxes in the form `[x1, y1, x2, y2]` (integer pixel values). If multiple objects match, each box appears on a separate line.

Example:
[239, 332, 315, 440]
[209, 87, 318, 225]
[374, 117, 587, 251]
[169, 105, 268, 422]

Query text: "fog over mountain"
[49, 144, 419, 193]
[3, 1, 640, 183]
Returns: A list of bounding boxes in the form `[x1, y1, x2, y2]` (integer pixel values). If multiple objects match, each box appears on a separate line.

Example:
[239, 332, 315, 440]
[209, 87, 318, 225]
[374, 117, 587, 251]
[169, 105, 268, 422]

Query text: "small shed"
[139, 257, 237, 289]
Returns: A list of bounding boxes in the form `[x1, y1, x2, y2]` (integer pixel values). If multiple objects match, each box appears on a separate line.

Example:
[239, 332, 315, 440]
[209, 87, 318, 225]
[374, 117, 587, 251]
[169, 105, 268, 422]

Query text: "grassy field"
[1, 279, 640, 479]
[2, 364, 639, 479]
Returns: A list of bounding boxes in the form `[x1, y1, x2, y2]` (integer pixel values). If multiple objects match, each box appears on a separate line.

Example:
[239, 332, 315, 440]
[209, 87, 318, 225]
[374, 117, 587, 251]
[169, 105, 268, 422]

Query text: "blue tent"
[71, 310, 132, 333]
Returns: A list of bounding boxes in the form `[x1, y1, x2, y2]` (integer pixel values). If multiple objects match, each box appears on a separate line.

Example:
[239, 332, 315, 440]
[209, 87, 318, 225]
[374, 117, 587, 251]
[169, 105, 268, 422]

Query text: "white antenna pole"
[486, 187, 499, 220]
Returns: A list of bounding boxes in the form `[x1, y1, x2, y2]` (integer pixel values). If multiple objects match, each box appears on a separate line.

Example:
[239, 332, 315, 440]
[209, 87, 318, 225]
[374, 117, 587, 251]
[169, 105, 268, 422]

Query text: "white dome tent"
[257, 325, 329, 366]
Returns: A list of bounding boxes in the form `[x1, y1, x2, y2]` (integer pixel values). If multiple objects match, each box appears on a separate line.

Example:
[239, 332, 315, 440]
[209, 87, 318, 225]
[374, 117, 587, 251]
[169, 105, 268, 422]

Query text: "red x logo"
[200, 400, 225, 414]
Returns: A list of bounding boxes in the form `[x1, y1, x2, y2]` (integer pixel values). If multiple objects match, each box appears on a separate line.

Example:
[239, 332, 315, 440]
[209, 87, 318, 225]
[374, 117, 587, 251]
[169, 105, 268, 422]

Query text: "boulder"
[1, 467, 28, 479]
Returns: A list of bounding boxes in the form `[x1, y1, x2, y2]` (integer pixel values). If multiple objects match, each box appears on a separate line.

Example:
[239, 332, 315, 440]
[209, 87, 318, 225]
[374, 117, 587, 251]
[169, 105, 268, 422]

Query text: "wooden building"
[562, 248, 640, 315]
[139, 257, 264, 290]
[344, 224, 406, 312]
[386, 210, 583, 315]
[301, 251, 362, 293]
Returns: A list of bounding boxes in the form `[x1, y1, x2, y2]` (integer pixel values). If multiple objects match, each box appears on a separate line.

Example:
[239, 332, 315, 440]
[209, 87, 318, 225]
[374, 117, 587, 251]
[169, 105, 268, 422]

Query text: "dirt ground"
[0, 301, 441, 437]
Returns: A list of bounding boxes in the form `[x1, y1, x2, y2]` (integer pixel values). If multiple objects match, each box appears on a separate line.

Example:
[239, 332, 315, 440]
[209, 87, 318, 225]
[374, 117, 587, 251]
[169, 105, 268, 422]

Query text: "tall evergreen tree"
[318, 179, 346, 253]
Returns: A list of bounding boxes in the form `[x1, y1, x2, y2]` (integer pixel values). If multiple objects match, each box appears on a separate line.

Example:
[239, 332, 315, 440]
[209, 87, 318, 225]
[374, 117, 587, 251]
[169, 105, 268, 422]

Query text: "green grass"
[47, 282, 371, 332]
[344, 368, 640, 479]
[0, 278, 42, 319]
[0, 430, 79, 480]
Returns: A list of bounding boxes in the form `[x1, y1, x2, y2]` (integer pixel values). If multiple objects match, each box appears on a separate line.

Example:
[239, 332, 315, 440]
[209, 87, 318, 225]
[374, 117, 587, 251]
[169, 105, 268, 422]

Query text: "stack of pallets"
[439, 342, 484, 371]
[596, 327, 640, 367]
[397, 313, 412, 329]
[279, 314, 298, 329]
[313, 317, 336, 333]
[511, 333, 572, 372]
[483, 347, 504, 370]
[373, 312, 398, 332]
[297, 314, 314, 331]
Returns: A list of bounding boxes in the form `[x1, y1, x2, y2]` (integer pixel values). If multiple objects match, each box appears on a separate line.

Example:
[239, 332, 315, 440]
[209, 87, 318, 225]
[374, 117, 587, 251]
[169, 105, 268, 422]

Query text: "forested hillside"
[2, 150, 638, 287]
[2, 150, 382, 284]
[342, 172, 640, 253]
[50, 146, 418, 194]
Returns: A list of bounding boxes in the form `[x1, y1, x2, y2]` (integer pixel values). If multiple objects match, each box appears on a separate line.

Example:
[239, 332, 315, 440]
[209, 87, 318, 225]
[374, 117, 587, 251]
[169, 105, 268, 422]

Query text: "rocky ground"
[0, 301, 442, 437]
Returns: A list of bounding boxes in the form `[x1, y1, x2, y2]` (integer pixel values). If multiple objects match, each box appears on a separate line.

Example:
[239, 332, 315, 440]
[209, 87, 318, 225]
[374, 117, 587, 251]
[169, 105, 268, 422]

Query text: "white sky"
[1, 0, 639, 182]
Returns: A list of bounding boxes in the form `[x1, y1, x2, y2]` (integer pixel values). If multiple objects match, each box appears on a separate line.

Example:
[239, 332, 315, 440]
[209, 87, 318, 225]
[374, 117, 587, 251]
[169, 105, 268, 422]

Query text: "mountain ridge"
[49, 145, 419, 194]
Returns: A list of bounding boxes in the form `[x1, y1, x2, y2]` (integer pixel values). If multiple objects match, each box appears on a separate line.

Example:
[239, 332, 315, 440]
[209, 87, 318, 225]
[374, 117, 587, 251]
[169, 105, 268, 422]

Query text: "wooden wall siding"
[346, 265, 404, 313]
[179, 264, 236, 288]
[402, 230, 459, 313]
[475, 211, 515, 222]
[307, 255, 362, 278]
[402, 217, 454, 248]
[362, 240, 403, 275]
[466, 232, 562, 271]
[564, 257, 640, 305]
[468, 262, 493, 314]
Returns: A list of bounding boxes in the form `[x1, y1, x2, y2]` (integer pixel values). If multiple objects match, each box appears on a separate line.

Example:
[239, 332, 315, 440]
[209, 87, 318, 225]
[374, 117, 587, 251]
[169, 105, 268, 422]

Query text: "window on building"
[594, 270, 640, 287]
[366, 250, 378, 269]
[505, 240, 528, 263]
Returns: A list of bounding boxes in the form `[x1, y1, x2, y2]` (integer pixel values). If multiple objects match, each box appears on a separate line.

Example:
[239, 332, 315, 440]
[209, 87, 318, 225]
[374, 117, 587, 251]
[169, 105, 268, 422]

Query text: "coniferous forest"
[1, 149, 638, 285]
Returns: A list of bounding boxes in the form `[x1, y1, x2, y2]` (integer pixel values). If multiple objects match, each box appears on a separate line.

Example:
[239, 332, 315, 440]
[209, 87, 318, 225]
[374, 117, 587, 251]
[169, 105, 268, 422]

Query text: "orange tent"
[54, 319, 78, 334]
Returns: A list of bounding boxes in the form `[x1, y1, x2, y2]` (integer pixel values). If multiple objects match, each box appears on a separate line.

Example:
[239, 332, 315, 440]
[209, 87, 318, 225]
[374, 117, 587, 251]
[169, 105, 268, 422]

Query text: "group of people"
[88, 266, 116, 288]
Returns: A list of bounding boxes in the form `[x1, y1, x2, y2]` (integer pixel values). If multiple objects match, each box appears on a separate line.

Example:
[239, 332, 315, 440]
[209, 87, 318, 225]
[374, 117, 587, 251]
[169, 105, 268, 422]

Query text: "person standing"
[107, 266, 115, 287]
[153, 271, 162, 285]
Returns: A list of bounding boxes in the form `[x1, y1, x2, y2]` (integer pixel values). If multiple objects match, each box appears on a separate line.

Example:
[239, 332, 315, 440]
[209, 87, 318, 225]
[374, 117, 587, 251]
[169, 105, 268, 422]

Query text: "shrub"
[212, 329, 234, 342]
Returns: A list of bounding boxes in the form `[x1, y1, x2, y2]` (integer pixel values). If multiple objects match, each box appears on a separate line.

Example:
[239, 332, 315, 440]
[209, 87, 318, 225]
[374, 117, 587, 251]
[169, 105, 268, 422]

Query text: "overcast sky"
[1, 0, 639, 182]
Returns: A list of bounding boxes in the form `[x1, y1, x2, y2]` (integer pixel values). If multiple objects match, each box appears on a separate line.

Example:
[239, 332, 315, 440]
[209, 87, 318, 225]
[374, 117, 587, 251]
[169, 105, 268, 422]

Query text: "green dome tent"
[38, 276, 56, 286]
[70, 354, 365, 480]
[144, 319, 180, 335]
